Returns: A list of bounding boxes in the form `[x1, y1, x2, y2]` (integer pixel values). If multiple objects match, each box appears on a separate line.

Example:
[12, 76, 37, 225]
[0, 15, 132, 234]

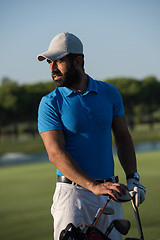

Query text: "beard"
[51, 63, 81, 88]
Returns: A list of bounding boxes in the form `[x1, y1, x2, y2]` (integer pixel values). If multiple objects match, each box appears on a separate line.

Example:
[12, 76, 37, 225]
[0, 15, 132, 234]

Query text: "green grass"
[0, 136, 45, 155]
[130, 123, 160, 143]
[0, 151, 160, 240]
[0, 162, 56, 240]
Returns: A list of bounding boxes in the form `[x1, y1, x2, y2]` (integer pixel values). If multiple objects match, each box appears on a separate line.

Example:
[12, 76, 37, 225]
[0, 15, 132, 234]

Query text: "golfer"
[37, 32, 146, 240]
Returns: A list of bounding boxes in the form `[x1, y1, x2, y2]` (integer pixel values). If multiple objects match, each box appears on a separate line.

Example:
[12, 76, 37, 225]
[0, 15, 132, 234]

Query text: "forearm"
[48, 148, 97, 190]
[41, 130, 127, 198]
[115, 132, 137, 176]
[49, 148, 128, 199]
[112, 116, 137, 177]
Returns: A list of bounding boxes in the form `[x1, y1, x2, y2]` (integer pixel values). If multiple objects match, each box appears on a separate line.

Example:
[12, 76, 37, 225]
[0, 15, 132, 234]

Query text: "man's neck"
[70, 73, 88, 94]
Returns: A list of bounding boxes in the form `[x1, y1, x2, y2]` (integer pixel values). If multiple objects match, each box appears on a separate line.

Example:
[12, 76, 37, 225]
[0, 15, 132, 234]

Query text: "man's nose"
[50, 61, 58, 71]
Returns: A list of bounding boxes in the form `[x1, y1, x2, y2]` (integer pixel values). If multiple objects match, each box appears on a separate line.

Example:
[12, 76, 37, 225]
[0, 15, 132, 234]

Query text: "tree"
[0, 82, 20, 138]
[1, 77, 13, 85]
[21, 81, 56, 136]
[138, 76, 160, 127]
[0, 77, 56, 138]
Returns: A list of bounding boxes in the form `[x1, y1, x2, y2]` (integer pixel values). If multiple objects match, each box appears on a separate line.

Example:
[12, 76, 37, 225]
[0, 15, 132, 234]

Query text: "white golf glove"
[127, 178, 146, 207]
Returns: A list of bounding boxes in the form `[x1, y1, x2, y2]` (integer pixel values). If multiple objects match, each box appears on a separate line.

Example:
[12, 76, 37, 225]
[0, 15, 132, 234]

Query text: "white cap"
[37, 32, 83, 61]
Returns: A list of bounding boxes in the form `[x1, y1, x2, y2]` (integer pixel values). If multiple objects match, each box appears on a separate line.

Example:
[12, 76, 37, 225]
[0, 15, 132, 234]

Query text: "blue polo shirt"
[38, 76, 124, 179]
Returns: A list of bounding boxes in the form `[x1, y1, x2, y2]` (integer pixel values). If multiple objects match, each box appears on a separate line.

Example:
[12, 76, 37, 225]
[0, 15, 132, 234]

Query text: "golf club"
[131, 194, 144, 240]
[91, 190, 131, 226]
[91, 198, 110, 226]
[103, 206, 114, 215]
[105, 219, 130, 236]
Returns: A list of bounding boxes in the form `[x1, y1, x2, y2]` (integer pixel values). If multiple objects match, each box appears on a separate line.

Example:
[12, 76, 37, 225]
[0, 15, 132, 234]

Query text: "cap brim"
[37, 50, 69, 61]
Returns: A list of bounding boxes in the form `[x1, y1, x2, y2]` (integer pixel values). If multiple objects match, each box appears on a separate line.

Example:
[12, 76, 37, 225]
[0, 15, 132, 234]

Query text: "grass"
[0, 162, 55, 240]
[0, 151, 160, 240]
[0, 136, 45, 155]
[130, 123, 160, 143]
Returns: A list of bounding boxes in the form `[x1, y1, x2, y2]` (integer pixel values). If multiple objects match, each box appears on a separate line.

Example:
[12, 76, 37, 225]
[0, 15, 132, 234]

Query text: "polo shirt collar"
[85, 75, 98, 95]
[59, 75, 98, 97]
[59, 86, 73, 97]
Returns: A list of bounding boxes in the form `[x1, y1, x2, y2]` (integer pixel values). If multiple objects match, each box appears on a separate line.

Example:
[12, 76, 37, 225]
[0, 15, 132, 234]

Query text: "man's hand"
[91, 182, 128, 201]
[127, 178, 146, 207]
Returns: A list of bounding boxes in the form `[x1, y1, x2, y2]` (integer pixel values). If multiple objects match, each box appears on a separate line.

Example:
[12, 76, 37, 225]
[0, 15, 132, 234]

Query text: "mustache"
[52, 70, 62, 76]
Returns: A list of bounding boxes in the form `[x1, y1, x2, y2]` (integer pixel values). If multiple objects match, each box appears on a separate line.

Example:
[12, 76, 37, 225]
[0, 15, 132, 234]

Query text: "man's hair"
[67, 53, 84, 70]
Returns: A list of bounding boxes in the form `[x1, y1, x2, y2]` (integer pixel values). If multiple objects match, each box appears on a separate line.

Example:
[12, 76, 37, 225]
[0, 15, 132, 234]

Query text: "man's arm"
[40, 129, 127, 199]
[41, 129, 96, 190]
[112, 115, 146, 206]
[112, 115, 137, 177]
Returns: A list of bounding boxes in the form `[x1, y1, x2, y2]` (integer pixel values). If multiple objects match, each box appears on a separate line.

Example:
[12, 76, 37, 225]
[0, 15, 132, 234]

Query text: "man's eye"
[47, 59, 52, 64]
[57, 59, 63, 63]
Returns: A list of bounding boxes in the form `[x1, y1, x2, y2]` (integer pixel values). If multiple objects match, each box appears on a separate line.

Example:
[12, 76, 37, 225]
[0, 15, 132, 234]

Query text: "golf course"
[0, 125, 160, 240]
[1, 1, 160, 239]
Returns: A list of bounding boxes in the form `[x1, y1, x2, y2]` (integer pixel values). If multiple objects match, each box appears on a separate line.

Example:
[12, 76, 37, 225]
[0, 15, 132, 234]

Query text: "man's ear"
[74, 56, 83, 70]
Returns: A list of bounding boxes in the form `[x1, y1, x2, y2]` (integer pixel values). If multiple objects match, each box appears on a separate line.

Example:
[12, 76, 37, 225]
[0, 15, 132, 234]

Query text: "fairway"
[0, 151, 160, 240]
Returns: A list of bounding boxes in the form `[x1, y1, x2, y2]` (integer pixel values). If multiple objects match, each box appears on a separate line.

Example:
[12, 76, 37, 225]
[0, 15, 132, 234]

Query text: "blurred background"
[0, 0, 160, 239]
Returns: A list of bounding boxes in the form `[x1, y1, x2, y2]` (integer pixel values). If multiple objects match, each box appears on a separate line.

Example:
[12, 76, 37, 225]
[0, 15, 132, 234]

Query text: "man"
[37, 32, 146, 240]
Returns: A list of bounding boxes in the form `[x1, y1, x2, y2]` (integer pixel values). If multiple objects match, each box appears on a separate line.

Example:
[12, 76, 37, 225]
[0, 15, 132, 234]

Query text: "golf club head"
[114, 190, 132, 202]
[114, 219, 131, 235]
[105, 219, 130, 236]
[103, 207, 114, 215]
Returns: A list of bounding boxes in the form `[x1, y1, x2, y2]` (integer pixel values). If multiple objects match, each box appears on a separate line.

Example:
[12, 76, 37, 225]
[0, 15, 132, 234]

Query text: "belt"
[57, 175, 119, 185]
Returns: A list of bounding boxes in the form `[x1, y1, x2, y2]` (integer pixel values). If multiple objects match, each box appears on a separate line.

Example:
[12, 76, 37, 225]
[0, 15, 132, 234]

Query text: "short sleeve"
[38, 96, 63, 134]
[112, 87, 124, 118]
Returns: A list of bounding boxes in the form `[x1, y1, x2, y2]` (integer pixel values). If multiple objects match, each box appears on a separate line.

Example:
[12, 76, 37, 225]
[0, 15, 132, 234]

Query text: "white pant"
[51, 182, 123, 240]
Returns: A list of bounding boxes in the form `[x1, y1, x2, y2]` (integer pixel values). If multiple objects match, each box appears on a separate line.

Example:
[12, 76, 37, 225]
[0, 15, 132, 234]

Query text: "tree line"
[105, 76, 160, 129]
[0, 76, 160, 138]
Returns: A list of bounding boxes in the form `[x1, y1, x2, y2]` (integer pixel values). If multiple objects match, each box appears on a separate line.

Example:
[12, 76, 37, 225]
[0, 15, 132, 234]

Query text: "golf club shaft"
[92, 198, 110, 226]
[105, 222, 114, 236]
[131, 198, 144, 239]
[134, 205, 144, 239]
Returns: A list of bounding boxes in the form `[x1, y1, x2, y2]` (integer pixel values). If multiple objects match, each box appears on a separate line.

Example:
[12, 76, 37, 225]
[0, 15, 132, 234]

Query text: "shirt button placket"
[78, 94, 91, 118]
